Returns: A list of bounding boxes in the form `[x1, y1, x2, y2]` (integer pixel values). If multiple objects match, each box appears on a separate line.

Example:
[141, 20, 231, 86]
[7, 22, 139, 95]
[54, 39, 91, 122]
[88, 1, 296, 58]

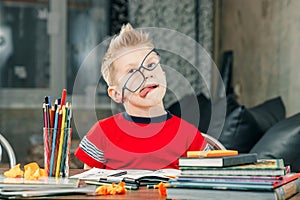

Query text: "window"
[0, 0, 111, 108]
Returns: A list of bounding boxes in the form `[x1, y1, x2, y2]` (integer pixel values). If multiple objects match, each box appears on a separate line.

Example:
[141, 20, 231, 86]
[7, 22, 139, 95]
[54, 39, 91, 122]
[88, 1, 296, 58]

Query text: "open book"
[70, 168, 180, 186]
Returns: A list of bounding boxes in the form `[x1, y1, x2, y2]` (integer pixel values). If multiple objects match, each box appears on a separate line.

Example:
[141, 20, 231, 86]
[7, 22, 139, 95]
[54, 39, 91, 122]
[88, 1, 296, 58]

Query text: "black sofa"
[168, 94, 300, 172]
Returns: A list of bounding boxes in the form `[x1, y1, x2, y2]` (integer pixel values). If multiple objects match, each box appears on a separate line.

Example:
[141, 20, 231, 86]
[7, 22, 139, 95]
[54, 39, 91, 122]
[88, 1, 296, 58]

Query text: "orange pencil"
[187, 150, 238, 158]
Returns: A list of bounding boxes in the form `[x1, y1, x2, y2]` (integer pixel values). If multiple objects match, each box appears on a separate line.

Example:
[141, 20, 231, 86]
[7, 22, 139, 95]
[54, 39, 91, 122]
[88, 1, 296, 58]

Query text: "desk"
[1, 168, 300, 199]
[0, 168, 166, 200]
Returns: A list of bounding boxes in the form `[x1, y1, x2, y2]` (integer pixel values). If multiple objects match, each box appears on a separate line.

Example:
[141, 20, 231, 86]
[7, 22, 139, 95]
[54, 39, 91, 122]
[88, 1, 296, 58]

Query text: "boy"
[75, 24, 210, 170]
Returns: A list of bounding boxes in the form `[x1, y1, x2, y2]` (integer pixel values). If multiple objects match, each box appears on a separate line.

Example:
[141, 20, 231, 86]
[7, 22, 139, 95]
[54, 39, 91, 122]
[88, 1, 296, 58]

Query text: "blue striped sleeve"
[79, 136, 105, 163]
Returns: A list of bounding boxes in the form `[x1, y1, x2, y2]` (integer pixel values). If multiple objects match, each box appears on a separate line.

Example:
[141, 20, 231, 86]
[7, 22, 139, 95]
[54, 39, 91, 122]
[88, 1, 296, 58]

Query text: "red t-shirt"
[75, 111, 209, 170]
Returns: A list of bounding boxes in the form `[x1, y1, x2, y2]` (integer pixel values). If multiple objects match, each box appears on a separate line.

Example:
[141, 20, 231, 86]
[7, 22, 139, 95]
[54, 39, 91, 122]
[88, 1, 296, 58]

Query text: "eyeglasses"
[121, 48, 160, 102]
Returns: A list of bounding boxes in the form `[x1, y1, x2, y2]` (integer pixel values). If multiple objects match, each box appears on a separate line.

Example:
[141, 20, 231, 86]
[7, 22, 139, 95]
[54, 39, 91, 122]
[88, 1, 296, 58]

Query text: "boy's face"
[108, 47, 167, 109]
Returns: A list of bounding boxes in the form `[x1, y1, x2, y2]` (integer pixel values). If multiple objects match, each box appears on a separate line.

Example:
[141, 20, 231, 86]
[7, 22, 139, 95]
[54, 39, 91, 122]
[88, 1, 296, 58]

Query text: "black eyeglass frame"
[121, 48, 160, 103]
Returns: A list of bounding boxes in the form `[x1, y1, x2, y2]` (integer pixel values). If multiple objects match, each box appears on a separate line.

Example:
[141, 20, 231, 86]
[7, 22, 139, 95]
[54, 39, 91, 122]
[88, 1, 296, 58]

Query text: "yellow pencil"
[55, 105, 66, 177]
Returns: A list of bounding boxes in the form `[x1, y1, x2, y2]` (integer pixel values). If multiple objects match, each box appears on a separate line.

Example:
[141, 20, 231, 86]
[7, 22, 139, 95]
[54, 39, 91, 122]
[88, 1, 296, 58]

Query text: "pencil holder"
[43, 128, 72, 177]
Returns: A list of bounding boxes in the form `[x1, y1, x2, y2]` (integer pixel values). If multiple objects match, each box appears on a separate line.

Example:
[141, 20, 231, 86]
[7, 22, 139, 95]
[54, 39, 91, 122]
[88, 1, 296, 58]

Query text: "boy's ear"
[107, 86, 122, 103]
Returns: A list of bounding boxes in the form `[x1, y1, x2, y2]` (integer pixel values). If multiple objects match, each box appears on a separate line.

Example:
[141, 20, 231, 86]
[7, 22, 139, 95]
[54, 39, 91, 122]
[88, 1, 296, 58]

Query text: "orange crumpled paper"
[150, 182, 170, 196]
[157, 182, 168, 196]
[3, 164, 24, 178]
[95, 182, 127, 195]
[4, 162, 47, 180]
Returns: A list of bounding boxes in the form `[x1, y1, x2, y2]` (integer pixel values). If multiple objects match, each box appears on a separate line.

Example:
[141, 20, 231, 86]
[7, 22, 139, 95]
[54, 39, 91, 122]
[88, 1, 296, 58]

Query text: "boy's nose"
[145, 74, 154, 79]
[142, 70, 154, 79]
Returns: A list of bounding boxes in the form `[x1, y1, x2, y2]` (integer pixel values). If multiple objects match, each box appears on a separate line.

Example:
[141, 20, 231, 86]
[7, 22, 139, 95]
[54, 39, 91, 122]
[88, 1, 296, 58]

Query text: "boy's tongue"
[139, 87, 153, 98]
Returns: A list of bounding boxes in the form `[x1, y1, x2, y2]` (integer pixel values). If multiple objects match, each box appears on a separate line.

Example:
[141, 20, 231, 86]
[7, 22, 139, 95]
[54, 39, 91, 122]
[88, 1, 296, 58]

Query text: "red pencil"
[61, 89, 67, 107]
[43, 103, 50, 175]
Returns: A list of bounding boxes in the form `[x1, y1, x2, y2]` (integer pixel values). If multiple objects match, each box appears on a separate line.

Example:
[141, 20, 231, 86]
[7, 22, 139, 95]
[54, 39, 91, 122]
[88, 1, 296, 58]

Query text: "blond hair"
[101, 23, 154, 86]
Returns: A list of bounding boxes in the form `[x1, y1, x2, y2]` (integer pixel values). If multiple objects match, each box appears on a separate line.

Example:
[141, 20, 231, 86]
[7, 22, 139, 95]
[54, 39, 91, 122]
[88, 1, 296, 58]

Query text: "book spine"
[275, 178, 300, 200]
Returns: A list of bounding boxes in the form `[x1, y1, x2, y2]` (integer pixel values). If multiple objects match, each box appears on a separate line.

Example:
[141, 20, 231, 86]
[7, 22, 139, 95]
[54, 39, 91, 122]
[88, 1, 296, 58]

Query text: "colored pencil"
[49, 109, 59, 176]
[55, 106, 66, 177]
[60, 105, 72, 176]
[43, 103, 50, 175]
[43, 89, 72, 177]
[61, 89, 67, 107]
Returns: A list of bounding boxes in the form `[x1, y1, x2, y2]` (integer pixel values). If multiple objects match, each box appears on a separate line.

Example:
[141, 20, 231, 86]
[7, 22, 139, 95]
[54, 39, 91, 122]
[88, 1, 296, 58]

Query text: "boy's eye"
[128, 69, 135, 73]
[146, 63, 157, 69]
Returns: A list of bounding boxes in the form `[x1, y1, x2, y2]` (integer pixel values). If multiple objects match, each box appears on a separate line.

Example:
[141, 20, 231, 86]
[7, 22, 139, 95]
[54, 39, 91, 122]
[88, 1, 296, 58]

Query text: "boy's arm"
[74, 142, 106, 169]
[84, 164, 91, 170]
[75, 121, 107, 169]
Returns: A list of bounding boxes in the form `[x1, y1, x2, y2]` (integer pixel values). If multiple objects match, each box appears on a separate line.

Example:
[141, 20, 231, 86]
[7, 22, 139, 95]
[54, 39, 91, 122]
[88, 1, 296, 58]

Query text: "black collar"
[122, 111, 172, 124]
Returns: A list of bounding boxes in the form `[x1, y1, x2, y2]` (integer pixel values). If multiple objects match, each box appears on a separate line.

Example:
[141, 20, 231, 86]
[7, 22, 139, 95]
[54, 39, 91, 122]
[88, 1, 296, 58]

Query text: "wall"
[219, 0, 300, 116]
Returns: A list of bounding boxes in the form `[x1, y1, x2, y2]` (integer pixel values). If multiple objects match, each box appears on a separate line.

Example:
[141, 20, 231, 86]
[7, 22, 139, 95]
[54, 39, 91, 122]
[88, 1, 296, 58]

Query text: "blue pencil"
[47, 96, 52, 109]
[49, 109, 59, 176]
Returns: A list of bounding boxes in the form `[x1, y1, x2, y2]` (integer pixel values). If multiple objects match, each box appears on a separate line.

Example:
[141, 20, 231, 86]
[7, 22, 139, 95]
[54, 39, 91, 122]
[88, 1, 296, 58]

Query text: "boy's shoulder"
[170, 114, 199, 128]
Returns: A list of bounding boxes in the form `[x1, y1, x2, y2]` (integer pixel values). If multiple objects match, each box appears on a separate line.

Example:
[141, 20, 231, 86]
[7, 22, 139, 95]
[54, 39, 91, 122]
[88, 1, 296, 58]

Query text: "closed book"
[176, 173, 300, 188]
[0, 175, 79, 189]
[179, 153, 257, 167]
[180, 159, 286, 176]
[0, 186, 96, 199]
[167, 188, 277, 200]
[167, 178, 300, 200]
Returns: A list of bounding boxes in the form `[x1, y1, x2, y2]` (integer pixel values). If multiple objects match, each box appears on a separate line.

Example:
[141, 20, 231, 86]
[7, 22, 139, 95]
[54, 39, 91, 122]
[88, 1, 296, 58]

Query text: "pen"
[99, 176, 123, 183]
[147, 182, 170, 189]
[98, 176, 138, 185]
[108, 171, 127, 177]
[85, 181, 139, 190]
[147, 184, 158, 189]
[96, 170, 127, 182]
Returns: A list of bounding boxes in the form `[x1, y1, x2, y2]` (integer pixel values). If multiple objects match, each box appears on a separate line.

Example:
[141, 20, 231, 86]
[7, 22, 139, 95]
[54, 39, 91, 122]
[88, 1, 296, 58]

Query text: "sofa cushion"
[168, 93, 211, 133]
[219, 96, 286, 153]
[219, 105, 261, 153]
[250, 113, 300, 172]
[168, 93, 242, 134]
[248, 97, 285, 134]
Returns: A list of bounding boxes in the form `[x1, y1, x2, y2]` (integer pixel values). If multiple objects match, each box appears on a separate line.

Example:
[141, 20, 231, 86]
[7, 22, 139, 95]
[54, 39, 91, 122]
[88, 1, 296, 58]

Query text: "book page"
[120, 168, 180, 180]
[70, 168, 180, 181]
[69, 168, 127, 180]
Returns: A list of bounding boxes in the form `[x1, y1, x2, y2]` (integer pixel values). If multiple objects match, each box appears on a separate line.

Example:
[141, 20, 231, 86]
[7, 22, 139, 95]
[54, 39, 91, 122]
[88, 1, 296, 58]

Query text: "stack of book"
[0, 175, 95, 198]
[167, 150, 300, 200]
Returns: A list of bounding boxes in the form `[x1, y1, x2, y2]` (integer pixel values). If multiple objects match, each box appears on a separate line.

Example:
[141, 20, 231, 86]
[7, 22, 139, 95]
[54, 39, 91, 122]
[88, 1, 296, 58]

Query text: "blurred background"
[0, 0, 299, 167]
